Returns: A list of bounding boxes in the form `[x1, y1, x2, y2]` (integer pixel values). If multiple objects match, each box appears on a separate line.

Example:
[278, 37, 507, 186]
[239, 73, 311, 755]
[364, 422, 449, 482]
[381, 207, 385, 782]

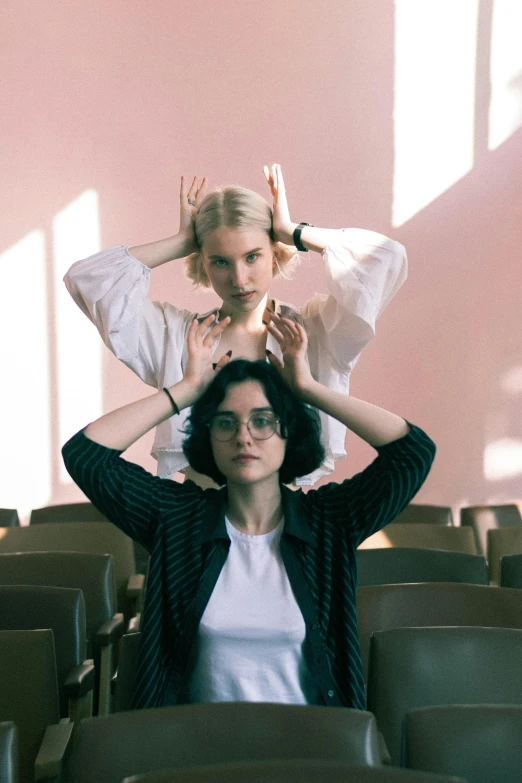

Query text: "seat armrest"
[127, 573, 145, 598]
[63, 660, 96, 698]
[96, 613, 125, 646]
[127, 613, 141, 633]
[34, 719, 74, 781]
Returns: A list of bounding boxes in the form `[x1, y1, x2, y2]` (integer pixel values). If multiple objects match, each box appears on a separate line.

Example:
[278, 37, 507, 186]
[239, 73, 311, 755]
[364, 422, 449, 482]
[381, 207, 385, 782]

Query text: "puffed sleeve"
[301, 229, 407, 371]
[64, 245, 181, 387]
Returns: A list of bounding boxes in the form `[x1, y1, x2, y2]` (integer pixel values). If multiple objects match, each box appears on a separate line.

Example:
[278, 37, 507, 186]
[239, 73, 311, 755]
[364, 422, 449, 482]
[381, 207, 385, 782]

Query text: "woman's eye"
[216, 418, 235, 430]
[246, 253, 259, 263]
[213, 259, 227, 267]
[252, 416, 271, 427]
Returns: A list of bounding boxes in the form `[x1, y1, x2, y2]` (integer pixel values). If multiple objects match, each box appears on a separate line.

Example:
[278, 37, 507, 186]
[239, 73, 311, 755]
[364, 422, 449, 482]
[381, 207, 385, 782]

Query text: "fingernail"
[212, 363, 217, 370]
[266, 349, 273, 356]
[226, 350, 232, 357]
[262, 320, 268, 325]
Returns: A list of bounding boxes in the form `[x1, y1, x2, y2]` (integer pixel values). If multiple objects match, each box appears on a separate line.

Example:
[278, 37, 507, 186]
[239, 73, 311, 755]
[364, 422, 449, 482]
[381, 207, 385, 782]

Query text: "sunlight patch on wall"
[489, 0, 522, 150]
[393, 0, 479, 227]
[53, 190, 102, 482]
[0, 231, 51, 515]
[484, 438, 522, 481]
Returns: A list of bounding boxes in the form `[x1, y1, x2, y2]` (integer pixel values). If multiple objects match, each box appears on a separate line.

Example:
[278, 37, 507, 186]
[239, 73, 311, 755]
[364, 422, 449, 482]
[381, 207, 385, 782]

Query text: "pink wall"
[2, 0, 522, 513]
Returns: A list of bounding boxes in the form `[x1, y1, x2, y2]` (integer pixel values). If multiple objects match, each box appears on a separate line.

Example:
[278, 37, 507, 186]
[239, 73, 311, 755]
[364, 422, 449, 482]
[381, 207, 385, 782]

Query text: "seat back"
[405, 704, 522, 783]
[0, 585, 86, 717]
[0, 551, 116, 658]
[62, 704, 382, 783]
[367, 626, 522, 765]
[357, 583, 522, 680]
[392, 505, 453, 525]
[359, 525, 476, 553]
[0, 509, 19, 527]
[356, 548, 488, 587]
[113, 632, 141, 712]
[487, 527, 522, 583]
[500, 552, 522, 589]
[0, 630, 60, 783]
[0, 522, 136, 617]
[0, 722, 19, 783]
[125, 761, 468, 783]
[30, 501, 108, 524]
[461, 504, 522, 556]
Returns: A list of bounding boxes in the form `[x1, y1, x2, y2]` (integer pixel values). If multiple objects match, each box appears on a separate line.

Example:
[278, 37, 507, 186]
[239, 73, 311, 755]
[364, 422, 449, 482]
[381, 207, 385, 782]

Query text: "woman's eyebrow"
[208, 247, 264, 260]
[215, 407, 274, 416]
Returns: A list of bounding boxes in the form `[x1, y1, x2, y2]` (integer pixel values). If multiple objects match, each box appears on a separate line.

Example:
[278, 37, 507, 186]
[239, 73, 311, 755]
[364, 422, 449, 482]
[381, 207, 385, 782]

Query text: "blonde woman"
[65, 164, 407, 488]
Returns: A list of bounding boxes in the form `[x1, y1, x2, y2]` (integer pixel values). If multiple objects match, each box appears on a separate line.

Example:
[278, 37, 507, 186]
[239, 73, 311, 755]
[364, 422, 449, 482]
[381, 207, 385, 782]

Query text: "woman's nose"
[231, 263, 248, 288]
[235, 421, 253, 444]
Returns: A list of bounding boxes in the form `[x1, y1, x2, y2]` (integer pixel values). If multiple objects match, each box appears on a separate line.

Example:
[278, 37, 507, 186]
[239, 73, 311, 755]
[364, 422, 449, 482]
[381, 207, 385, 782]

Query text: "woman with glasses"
[62, 311, 435, 711]
[64, 163, 407, 488]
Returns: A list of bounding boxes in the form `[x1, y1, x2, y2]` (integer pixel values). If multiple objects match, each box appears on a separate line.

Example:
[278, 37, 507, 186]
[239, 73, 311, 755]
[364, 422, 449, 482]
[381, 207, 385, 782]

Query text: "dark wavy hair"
[182, 360, 325, 485]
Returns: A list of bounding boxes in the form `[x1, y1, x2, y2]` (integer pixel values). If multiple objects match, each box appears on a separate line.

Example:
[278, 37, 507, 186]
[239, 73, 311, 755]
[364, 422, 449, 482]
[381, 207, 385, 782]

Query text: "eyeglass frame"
[207, 410, 281, 442]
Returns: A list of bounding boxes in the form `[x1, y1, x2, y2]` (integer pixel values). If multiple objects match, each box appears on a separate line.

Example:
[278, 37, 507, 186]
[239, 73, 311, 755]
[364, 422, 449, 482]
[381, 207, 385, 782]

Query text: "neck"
[220, 294, 273, 332]
[225, 475, 283, 535]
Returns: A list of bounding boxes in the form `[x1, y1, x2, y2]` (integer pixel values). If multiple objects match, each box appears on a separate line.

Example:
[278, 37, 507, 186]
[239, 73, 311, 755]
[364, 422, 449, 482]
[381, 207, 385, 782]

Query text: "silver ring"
[188, 198, 196, 206]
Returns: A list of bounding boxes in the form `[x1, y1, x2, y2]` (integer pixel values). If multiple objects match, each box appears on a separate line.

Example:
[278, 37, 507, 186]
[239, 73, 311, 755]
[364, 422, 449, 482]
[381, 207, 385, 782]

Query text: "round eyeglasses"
[209, 412, 280, 442]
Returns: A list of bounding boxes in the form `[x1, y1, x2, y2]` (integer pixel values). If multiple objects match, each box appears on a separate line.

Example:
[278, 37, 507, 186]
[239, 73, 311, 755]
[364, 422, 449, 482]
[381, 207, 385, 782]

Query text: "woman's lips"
[233, 455, 258, 462]
[232, 292, 255, 302]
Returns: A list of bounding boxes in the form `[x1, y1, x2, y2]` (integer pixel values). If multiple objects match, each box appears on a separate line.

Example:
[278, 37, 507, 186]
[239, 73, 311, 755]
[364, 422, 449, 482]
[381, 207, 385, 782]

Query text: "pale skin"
[84, 313, 410, 536]
[128, 163, 352, 487]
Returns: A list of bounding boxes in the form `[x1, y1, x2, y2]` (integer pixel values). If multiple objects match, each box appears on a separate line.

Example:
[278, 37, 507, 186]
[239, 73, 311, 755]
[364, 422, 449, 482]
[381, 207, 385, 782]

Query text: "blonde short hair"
[184, 186, 300, 289]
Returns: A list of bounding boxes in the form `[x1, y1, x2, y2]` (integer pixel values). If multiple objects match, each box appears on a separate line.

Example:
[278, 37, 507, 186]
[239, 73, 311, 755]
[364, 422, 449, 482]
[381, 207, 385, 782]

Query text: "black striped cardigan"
[62, 424, 435, 710]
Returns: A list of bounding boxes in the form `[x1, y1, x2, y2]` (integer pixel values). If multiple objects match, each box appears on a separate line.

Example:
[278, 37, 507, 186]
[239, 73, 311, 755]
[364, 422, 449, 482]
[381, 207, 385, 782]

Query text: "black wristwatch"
[293, 222, 313, 252]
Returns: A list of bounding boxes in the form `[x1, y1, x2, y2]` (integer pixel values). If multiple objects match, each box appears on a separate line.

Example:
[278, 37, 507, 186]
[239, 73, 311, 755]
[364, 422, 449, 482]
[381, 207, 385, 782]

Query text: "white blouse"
[64, 230, 407, 485]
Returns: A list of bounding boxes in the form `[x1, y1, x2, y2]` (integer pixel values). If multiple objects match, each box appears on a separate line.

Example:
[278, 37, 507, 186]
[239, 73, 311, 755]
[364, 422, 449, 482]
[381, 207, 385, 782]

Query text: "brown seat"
[61, 703, 383, 783]
[0, 585, 94, 720]
[487, 527, 522, 583]
[460, 503, 522, 556]
[367, 626, 522, 766]
[0, 509, 19, 527]
[30, 502, 149, 576]
[500, 553, 522, 589]
[356, 548, 488, 587]
[0, 522, 143, 621]
[359, 524, 476, 553]
[0, 630, 73, 783]
[405, 704, 522, 783]
[0, 551, 124, 716]
[357, 582, 522, 680]
[0, 722, 19, 783]
[391, 505, 453, 526]
[125, 761, 468, 783]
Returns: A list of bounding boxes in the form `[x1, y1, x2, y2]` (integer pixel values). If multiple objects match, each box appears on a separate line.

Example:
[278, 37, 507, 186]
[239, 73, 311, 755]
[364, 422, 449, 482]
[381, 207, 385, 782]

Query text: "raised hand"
[178, 175, 210, 255]
[263, 164, 295, 246]
[265, 314, 314, 394]
[183, 313, 232, 394]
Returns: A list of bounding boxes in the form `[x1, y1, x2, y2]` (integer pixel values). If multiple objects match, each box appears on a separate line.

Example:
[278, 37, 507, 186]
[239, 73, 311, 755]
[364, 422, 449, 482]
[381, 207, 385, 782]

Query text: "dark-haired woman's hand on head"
[183, 313, 232, 395]
[263, 163, 296, 246]
[266, 314, 314, 395]
[178, 175, 209, 256]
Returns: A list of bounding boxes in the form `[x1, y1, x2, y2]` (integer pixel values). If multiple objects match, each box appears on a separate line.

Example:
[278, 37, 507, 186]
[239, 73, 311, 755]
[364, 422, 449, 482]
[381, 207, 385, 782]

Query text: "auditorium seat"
[0, 722, 18, 783]
[30, 502, 150, 575]
[391, 504, 453, 526]
[0, 509, 19, 527]
[460, 503, 522, 557]
[0, 585, 94, 720]
[0, 551, 124, 716]
[113, 632, 141, 712]
[356, 548, 488, 587]
[124, 761, 468, 783]
[487, 527, 522, 583]
[359, 524, 476, 553]
[404, 704, 522, 783]
[357, 582, 522, 680]
[0, 630, 73, 783]
[367, 626, 522, 765]
[500, 552, 522, 589]
[60, 703, 383, 783]
[0, 522, 144, 622]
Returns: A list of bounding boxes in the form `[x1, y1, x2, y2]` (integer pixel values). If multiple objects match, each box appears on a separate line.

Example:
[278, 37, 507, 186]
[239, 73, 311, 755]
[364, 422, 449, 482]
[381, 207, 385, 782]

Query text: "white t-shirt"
[64, 232, 407, 485]
[178, 517, 321, 705]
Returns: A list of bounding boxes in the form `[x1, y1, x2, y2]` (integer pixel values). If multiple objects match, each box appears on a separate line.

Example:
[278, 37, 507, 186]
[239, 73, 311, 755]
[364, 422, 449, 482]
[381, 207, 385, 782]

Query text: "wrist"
[166, 378, 200, 411]
[275, 222, 298, 246]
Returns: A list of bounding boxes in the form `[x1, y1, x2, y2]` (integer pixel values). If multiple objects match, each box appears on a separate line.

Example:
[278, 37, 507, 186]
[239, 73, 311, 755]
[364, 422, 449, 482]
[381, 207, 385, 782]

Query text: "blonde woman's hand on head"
[183, 313, 232, 394]
[263, 163, 296, 246]
[266, 314, 314, 394]
[178, 175, 209, 256]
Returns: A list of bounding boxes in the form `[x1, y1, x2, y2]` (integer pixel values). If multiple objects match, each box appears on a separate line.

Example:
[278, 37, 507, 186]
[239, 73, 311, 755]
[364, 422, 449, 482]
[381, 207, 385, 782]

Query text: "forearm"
[280, 222, 347, 254]
[301, 379, 409, 447]
[129, 234, 191, 269]
[84, 379, 197, 451]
